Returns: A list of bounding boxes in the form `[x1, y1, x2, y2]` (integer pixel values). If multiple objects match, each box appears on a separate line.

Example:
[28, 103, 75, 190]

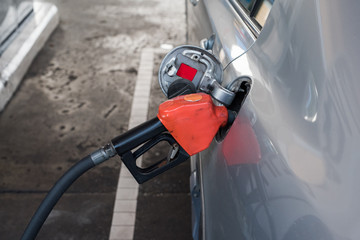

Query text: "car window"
[253, 0, 273, 26]
[234, 0, 274, 28]
[237, 0, 257, 12]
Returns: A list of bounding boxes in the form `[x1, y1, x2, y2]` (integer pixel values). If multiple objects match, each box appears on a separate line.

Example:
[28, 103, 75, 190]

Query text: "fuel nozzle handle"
[111, 118, 166, 156]
[111, 117, 191, 184]
[111, 93, 229, 183]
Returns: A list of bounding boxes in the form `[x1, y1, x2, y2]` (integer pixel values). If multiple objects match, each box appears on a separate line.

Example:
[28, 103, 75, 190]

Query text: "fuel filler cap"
[158, 45, 235, 106]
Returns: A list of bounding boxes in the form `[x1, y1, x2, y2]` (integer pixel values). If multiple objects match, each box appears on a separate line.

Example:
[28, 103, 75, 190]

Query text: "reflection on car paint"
[222, 114, 261, 165]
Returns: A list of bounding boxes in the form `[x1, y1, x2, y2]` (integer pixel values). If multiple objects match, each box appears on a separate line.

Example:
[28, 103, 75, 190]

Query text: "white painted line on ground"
[109, 48, 154, 240]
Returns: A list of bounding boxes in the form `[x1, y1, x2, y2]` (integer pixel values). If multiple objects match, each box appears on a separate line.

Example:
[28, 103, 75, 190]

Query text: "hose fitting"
[90, 143, 117, 165]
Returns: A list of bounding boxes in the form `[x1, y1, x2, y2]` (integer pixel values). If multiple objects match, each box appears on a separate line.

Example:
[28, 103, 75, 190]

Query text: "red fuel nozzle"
[112, 93, 229, 183]
[157, 93, 228, 156]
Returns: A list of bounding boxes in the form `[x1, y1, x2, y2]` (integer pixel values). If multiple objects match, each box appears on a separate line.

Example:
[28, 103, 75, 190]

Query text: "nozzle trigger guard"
[120, 133, 190, 184]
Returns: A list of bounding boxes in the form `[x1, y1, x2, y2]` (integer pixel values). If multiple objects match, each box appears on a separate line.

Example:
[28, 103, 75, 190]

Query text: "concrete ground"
[0, 0, 189, 239]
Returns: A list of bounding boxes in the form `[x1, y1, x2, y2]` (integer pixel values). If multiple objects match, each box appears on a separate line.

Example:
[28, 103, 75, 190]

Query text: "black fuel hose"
[21, 155, 95, 240]
[20, 119, 164, 239]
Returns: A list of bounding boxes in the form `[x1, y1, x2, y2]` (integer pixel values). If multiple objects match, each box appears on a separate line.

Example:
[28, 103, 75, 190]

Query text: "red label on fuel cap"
[176, 63, 197, 81]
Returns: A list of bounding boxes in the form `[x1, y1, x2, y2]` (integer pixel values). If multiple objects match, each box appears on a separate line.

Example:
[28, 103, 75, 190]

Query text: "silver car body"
[188, 0, 360, 239]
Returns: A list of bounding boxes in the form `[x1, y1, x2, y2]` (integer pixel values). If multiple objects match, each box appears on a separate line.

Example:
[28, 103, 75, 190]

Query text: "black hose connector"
[21, 155, 95, 240]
